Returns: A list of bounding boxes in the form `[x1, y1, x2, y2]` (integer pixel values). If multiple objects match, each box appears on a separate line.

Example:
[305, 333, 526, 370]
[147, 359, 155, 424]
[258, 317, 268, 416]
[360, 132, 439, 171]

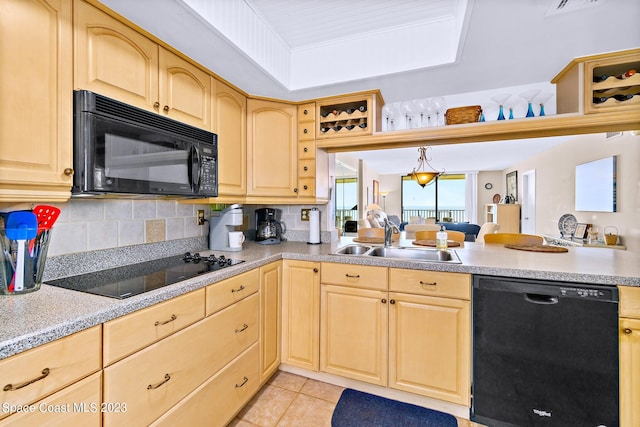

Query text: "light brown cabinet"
[281, 260, 321, 371]
[213, 80, 247, 196]
[320, 263, 388, 386]
[316, 91, 383, 139]
[246, 99, 298, 197]
[260, 261, 282, 383]
[74, 0, 211, 130]
[619, 286, 640, 427]
[0, 326, 101, 424]
[0, 0, 73, 202]
[485, 203, 520, 233]
[388, 269, 471, 405]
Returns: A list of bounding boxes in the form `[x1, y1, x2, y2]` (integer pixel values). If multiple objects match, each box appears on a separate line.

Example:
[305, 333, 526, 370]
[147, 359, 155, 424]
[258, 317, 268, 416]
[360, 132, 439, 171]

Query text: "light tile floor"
[229, 371, 484, 427]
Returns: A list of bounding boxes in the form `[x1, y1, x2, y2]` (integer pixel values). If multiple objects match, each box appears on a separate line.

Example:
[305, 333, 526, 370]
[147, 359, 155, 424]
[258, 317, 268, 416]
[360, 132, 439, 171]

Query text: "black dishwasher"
[471, 275, 618, 427]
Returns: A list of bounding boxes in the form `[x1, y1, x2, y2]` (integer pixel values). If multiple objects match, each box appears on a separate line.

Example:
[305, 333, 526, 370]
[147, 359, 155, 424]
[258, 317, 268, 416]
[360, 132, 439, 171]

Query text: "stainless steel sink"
[332, 244, 371, 255]
[367, 247, 461, 263]
[330, 245, 461, 263]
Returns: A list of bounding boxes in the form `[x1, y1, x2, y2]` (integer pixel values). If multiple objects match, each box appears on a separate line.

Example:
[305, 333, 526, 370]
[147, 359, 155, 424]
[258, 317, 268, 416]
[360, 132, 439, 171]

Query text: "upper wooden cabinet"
[0, 0, 73, 202]
[246, 99, 297, 197]
[213, 80, 247, 196]
[74, 0, 211, 130]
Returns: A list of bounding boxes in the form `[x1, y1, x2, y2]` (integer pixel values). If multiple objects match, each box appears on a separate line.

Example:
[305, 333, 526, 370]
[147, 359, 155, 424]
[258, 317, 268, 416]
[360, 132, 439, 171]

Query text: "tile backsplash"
[42, 200, 336, 257]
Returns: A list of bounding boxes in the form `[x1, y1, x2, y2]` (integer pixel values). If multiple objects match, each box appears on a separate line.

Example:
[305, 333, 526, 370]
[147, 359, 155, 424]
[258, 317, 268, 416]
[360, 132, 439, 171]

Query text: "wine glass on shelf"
[382, 105, 391, 131]
[432, 97, 446, 126]
[413, 99, 428, 128]
[518, 89, 542, 118]
[504, 95, 522, 120]
[534, 92, 554, 116]
[401, 101, 413, 129]
[490, 93, 511, 120]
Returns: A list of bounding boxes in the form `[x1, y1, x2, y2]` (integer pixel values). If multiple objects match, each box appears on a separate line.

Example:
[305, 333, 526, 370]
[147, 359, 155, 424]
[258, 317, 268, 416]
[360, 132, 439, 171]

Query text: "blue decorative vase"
[508, 107, 514, 120]
[497, 105, 505, 120]
[539, 104, 546, 116]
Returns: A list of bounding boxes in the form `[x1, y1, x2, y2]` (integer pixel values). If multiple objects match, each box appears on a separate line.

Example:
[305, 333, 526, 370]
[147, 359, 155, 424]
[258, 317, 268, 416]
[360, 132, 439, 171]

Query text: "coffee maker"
[255, 208, 285, 245]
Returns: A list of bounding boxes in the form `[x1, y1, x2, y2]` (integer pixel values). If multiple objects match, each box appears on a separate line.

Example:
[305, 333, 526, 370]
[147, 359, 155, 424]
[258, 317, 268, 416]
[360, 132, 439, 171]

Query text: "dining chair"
[404, 224, 440, 239]
[415, 230, 466, 243]
[483, 233, 544, 245]
[475, 222, 500, 243]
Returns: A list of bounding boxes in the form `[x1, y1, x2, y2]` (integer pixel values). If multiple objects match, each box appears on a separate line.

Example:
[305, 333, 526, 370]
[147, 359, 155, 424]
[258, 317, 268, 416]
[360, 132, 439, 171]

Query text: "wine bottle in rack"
[320, 126, 330, 133]
[358, 105, 367, 112]
[615, 69, 636, 80]
[593, 96, 609, 104]
[358, 119, 367, 129]
[593, 74, 609, 82]
[613, 93, 635, 101]
[345, 108, 356, 114]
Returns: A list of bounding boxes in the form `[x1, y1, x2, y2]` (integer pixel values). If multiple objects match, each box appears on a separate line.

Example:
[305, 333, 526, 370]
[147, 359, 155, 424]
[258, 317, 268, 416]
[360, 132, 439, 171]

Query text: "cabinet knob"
[390, 299, 396, 304]
[304, 128, 308, 134]
[304, 147, 308, 152]
[303, 185, 308, 190]
[63, 168, 74, 176]
[153, 101, 160, 108]
[293, 188, 298, 193]
[304, 166, 308, 171]
[381, 298, 387, 304]
[624, 328, 633, 335]
[313, 268, 318, 273]
[163, 105, 170, 112]
[303, 109, 309, 115]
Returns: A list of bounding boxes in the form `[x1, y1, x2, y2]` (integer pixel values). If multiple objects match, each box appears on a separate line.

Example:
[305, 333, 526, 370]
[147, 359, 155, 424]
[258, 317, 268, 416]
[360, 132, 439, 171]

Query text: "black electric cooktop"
[46, 252, 244, 299]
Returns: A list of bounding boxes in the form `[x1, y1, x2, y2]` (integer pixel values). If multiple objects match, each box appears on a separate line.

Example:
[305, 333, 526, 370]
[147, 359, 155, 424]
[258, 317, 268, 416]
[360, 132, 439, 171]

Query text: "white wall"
[509, 132, 640, 252]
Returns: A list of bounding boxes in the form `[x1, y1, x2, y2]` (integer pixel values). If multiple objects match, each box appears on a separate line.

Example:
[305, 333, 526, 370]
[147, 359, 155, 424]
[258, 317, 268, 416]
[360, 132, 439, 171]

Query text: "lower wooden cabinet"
[151, 343, 260, 427]
[619, 286, 640, 427]
[260, 261, 282, 383]
[281, 260, 321, 371]
[320, 284, 388, 386]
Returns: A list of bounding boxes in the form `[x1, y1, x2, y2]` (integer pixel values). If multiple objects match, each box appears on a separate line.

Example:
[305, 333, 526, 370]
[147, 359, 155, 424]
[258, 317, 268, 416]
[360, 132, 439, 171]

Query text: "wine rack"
[552, 48, 640, 115]
[316, 91, 383, 139]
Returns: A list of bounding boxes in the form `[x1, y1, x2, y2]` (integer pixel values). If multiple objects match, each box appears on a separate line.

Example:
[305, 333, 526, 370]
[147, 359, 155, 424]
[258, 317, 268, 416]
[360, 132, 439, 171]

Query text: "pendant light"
[409, 146, 444, 187]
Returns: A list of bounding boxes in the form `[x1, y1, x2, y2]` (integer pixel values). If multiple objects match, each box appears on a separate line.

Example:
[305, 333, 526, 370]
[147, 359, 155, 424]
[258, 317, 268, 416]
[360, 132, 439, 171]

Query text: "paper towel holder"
[307, 207, 321, 245]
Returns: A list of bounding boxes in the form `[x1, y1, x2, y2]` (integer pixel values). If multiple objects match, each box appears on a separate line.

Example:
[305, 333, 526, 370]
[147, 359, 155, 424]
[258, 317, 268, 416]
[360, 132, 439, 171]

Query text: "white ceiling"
[100, 0, 640, 174]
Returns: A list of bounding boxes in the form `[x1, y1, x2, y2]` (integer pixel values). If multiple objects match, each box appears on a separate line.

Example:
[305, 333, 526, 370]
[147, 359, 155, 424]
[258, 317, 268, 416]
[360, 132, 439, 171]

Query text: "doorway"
[521, 170, 536, 234]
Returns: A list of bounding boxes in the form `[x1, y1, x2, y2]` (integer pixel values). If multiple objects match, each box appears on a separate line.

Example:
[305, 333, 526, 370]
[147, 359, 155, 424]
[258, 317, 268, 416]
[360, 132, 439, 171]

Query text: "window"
[335, 177, 358, 229]
[401, 174, 466, 222]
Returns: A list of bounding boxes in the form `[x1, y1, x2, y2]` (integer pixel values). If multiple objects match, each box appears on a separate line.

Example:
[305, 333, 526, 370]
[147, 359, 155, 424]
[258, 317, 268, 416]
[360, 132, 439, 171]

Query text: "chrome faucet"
[383, 218, 400, 247]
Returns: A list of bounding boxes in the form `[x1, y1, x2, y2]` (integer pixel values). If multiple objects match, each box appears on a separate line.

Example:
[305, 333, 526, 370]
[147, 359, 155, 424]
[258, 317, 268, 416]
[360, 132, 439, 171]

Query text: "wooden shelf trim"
[316, 110, 640, 152]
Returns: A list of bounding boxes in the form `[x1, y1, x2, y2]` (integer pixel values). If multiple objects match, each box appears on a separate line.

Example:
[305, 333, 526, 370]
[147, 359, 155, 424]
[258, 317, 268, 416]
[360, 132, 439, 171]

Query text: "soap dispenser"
[436, 225, 448, 250]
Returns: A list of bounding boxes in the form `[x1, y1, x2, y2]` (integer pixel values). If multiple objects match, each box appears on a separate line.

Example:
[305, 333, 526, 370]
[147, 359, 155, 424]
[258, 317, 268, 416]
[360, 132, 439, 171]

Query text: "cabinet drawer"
[389, 269, 471, 300]
[298, 103, 316, 120]
[298, 141, 315, 160]
[321, 262, 387, 290]
[206, 269, 259, 316]
[298, 160, 316, 177]
[297, 178, 315, 197]
[151, 343, 260, 427]
[0, 326, 101, 419]
[620, 286, 640, 319]
[103, 293, 258, 426]
[0, 371, 102, 427]
[103, 289, 205, 365]
[297, 122, 315, 141]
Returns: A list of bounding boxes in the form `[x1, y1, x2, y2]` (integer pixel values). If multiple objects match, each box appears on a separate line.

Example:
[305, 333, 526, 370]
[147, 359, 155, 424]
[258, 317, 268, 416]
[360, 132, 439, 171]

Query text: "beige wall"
[509, 132, 640, 252]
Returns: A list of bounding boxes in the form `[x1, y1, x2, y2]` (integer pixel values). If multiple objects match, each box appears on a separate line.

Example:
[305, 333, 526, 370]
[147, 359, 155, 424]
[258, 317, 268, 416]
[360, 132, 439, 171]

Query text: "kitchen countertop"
[1, 238, 638, 360]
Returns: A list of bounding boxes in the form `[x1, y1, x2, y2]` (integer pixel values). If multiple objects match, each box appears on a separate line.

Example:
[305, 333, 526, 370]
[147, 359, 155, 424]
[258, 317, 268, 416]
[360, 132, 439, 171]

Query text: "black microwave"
[72, 90, 217, 197]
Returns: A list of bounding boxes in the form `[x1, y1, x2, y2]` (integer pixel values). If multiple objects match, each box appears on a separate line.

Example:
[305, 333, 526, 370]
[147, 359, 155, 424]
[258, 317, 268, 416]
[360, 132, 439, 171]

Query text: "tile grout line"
[272, 378, 309, 427]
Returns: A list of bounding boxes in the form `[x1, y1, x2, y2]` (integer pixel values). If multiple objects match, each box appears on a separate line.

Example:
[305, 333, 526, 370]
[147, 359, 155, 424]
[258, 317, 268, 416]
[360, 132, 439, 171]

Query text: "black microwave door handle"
[188, 146, 202, 192]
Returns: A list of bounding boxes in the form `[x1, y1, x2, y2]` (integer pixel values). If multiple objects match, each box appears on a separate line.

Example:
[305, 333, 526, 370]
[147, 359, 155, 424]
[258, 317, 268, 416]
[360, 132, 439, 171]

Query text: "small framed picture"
[506, 171, 518, 202]
[574, 223, 589, 239]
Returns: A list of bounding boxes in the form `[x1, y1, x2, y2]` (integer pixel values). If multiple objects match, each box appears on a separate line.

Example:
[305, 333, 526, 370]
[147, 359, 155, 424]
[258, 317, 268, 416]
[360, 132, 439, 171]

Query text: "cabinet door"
[158, 48, 211, 129]
[620, 317, 640, 427]
[260, 261, 282, 383]
[281, 260, 320, 371]
[74, 0, 159, 111]
[213, 80, 247, 195]
[389, 292, 470, 405]
[320, 284, 388, 386]
[246, 99, 297, 197]
[0, 0, 73, 202]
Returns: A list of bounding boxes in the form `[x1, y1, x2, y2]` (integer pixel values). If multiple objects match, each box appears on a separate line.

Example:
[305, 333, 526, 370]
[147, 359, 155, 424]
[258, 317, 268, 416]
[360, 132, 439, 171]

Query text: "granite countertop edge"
[1, 240, 638, 360]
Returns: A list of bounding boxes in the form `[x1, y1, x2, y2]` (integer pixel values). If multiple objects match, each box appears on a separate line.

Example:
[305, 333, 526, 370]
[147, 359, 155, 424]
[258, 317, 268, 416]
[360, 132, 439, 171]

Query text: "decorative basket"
[604, 226, 618, 245]
[445, 105, 482, 125]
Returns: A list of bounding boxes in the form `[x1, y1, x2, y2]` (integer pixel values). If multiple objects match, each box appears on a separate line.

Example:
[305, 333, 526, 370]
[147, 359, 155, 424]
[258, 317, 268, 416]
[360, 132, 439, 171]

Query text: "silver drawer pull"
[420, 281, 437, 287]
[235, 323, 249, 333]
[345, 274, 360, 279]
[147, 374, 171, 390]
[4, 368, 50, 391]
[231, 285, 245, 293]
[235, 376, 249, 388]
[155, 314, 177, 326]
